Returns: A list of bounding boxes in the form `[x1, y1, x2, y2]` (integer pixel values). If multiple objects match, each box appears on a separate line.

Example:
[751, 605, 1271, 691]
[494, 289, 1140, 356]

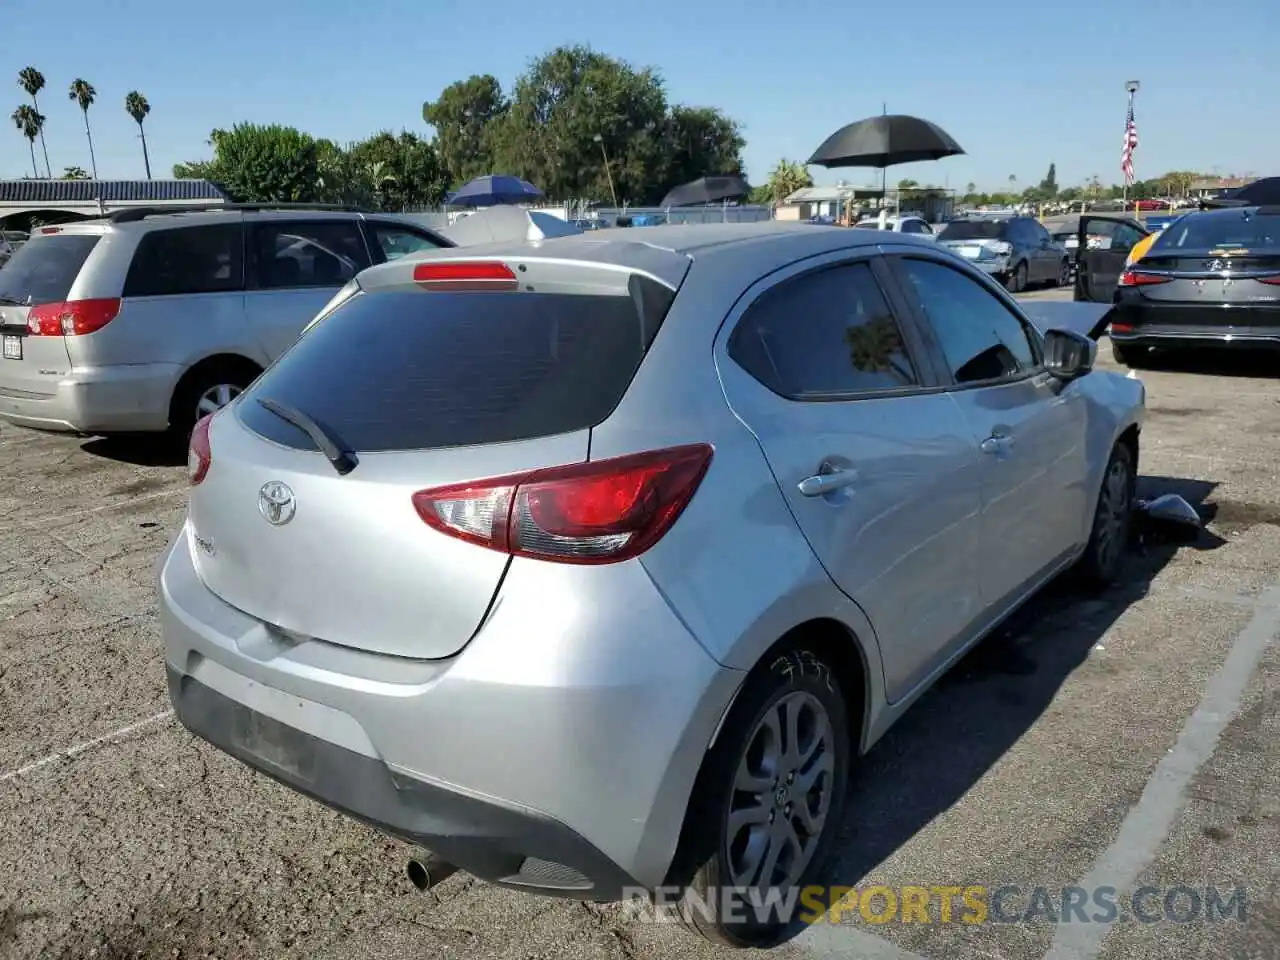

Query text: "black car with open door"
[1095, 206, 1280, 367]
[1072, 215, 1152, 308]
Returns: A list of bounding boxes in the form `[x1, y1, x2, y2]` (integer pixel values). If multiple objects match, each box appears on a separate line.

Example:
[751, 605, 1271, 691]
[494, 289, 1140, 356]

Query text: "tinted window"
[368, 223, 445, 261]
[901, 220, 928, 234]
[0, 233, 100, 304]
[729, 262, 917, 398]
[251, 221, 370, 290]
[238, 275, 675, 453]
[938, 220, 1003, 241]
[1024, 220, 1050, 242]
[896, 258, 1038, 384]
[123, 224, 243, 298]
[1155, 213, 1280, 252]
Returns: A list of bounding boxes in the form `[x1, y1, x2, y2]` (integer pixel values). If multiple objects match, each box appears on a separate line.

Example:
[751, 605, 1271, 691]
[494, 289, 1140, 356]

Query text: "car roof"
[357, 221, 939, 292]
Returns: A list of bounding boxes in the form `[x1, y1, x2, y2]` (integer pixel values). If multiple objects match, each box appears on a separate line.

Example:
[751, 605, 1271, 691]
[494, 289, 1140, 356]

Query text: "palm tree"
[766, 158, 813, 206]
[11, 104, 44, 178]
[17, 67, 51, 177]
[69, 79, 98, 179]
[125, 91, 152, 179]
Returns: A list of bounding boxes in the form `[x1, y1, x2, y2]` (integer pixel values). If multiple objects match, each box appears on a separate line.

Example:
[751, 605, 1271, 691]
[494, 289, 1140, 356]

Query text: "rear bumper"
[159, 524, 744, 899]
[1110, 302, 1280, 350]
[0, 362, 178, 433]
[168, 667, 642, 898]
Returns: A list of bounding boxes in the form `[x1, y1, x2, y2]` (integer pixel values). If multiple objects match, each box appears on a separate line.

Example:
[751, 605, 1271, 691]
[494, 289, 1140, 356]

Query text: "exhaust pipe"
[406, 853, 459, 892]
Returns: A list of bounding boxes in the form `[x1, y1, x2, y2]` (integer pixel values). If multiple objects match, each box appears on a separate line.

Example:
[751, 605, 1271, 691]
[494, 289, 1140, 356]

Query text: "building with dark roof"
[0, 179, 228, 226]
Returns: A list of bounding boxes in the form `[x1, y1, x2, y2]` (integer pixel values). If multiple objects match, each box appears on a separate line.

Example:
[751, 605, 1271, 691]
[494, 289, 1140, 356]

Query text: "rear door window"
[237, 273, 677, 452]
[250, 221, 370, 289]
[0, 233, 100, 304]
[123, 223, 244, 297]
[367, 222, 447, 262]
[729, 261, 918, 398]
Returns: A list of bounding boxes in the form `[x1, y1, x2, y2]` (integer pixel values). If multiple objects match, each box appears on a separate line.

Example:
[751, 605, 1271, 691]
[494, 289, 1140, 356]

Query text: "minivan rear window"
[0, 233, 100, 305]
[938, 220, 1004, 241]
[237, 275, 677, 453]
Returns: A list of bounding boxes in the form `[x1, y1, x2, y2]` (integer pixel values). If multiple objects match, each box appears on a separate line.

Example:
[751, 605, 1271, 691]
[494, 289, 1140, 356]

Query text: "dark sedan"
[1107, 205, 1280, 366]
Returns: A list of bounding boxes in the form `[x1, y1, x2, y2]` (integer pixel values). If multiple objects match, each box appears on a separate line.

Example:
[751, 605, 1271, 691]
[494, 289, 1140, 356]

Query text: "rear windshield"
[1154, 213, 1280, 252]
[0, 233, 100, 305]
[938, 220, 1004, 241]
[238, 276, 676, 453]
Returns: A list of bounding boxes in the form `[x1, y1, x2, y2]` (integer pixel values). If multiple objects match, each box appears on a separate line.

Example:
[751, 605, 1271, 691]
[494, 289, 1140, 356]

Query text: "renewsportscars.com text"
[621, 884, 1249, 926]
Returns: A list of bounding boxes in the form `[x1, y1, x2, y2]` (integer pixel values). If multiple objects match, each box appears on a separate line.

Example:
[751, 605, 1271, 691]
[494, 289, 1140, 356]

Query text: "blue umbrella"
[446, 174, 544, 207]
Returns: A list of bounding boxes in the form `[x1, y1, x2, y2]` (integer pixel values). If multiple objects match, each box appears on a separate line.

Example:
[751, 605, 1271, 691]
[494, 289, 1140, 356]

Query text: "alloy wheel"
[1094, 457, 1133, 573]
[725, 691, 835, 891]
[196, 383, 242, 420]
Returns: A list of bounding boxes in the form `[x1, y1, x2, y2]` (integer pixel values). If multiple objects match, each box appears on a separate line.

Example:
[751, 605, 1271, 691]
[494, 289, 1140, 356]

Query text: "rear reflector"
[1118, 270, 1171, 287]
[412, 444, 714, 565]
[26, 298, 121, 336]
[413, 261, 518, 292]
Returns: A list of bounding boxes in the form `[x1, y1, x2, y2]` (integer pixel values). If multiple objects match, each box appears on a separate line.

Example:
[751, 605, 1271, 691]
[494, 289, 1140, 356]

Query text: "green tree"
[663, 105, 745, 188]
[11, 105, 44, 178]
[422, 74, 508, 187]
[17, 67, 51, 177]
[68, 79, 98, 179]
[1038, 162, 1058, 198]
[182, 123, 321, 202]
[1059, 185, 1081, 203]
[345, 131, 449, 210]
[480, 45, 742, 205]
[62, 165, 89, 179]
[897, 178, 919, 190]
[125, 91, 152, 179]
[764, 158, 812, 205]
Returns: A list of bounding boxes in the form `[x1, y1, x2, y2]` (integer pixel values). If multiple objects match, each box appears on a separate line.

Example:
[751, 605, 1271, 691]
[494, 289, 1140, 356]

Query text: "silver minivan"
[0, 205, 452, 437]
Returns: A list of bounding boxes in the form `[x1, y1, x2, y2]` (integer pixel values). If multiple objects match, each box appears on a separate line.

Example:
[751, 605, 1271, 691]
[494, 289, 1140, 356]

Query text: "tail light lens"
[1258, 276, 1280, 286]
[1118, 270, 1170, 287]
[26, 298, 121, 336]
[188, 414, 214, 486]
[412, 444, 714, 565]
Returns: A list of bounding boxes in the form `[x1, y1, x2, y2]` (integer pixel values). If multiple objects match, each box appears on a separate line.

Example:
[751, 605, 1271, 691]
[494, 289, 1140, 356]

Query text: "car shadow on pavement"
[789, 474, 1226, 941]
[79, 433, 186, 468]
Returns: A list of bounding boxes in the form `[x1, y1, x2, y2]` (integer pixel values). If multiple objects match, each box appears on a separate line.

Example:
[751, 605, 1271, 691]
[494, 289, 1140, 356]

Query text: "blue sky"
[4, 0, 1276, 192]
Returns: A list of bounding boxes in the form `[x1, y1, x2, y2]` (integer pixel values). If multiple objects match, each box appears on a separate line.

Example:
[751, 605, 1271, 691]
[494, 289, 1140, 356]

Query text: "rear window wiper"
[0, 295, 29, 306]
[255, 397, 359, 476]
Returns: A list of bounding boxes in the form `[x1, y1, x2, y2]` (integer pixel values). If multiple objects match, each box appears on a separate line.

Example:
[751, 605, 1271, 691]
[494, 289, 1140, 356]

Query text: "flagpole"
[1123, 80, 1140, 208]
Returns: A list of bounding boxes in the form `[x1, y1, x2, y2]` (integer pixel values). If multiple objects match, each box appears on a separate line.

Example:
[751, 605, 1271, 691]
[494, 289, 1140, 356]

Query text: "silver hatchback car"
[0, 205, 451, 437]
[160, 223, 1144, 947]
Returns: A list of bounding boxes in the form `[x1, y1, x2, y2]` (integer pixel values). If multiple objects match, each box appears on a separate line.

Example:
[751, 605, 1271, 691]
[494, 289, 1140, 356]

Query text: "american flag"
[1121, 97, 1139, 185]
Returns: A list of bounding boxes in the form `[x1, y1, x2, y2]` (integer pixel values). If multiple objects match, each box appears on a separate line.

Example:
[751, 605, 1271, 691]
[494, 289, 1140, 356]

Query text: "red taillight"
[1258, 276, 1280, 286]
[39, 226, 61, 235]
[412, 261, 518, 292]
[411, 444, 714, 565]
[26, 298, 121, 336]
[1118, 270, 1171, 287]
[1109, 321, 1134, 333]
[188, 414, 214, 486]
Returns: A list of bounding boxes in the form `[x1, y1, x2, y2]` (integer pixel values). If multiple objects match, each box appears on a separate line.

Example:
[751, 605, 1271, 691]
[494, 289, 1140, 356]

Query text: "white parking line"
[0, 709, 174, 785]
[1044, 585, 1280, 960]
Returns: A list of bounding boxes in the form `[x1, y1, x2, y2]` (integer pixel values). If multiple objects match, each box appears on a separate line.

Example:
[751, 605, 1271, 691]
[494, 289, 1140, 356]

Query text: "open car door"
[1073, 215, 1150, 303]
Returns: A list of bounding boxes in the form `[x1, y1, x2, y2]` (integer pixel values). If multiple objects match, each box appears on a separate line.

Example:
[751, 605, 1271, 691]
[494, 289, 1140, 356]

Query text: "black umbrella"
[807, 114, 964, 199]
[660, 175, 751, 208]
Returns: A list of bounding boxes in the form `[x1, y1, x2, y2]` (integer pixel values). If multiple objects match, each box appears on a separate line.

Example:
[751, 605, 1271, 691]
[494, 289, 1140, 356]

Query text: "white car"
[853, 215, 935, 237]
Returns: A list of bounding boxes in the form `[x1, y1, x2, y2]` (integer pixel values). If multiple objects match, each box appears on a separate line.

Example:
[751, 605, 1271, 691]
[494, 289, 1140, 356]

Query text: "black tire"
[1078, 442, 1136, 586]
[1056, 258, 1071, 287]
[168, 361, 260, 444]
[1110, 340, 1148, 368]
[672, 647, 851, 948]
[1005, 261, 1028, 293]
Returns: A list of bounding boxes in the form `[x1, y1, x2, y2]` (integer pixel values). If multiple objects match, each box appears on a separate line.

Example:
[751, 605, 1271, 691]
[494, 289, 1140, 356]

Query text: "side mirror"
[1043, 328, 1096, 380]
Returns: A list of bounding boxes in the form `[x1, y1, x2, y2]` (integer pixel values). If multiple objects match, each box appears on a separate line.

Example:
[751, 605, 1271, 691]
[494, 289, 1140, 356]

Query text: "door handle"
[798, 467, 859, 497]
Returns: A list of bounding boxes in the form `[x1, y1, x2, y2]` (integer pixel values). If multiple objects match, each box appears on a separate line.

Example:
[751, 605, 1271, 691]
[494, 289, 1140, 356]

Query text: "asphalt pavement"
[2, 298, 1278, 960]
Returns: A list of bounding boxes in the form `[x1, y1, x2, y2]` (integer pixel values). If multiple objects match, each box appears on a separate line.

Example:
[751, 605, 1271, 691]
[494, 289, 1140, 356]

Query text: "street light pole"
[593, 134, 619, 209]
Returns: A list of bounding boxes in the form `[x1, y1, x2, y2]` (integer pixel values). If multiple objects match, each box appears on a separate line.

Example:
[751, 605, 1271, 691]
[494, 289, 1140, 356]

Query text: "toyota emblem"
[258, 481, 296, 526]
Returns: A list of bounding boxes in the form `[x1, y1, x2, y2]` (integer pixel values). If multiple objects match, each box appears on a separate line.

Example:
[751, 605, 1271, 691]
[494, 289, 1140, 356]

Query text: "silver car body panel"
[160, 223, 1144, 898]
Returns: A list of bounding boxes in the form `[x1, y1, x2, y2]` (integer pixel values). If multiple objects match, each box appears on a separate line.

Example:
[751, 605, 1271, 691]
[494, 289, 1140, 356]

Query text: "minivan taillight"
[26, 298, 121, 336]
[411, 444, 714, 565]
[188, 414, 214, 486]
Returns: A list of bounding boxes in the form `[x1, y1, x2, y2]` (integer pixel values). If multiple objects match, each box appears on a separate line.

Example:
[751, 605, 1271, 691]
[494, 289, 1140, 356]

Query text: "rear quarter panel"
[1074, 369, 1145, 542]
